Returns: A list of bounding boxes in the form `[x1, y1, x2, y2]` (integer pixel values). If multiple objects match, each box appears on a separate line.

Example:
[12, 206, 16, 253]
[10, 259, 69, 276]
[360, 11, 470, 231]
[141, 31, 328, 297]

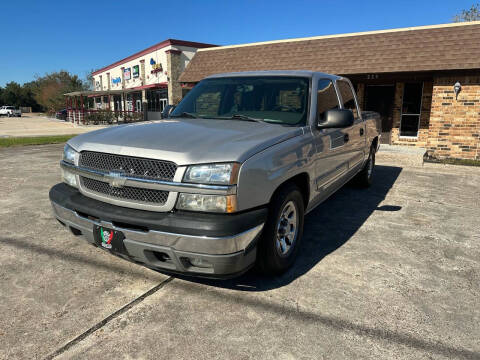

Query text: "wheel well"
[272, 173, 310, 209]
[372, 136, 379, 152]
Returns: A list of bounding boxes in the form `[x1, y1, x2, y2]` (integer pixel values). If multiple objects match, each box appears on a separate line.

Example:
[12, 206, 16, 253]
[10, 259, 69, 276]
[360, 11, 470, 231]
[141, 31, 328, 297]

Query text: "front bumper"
[49, 183, 266, 277]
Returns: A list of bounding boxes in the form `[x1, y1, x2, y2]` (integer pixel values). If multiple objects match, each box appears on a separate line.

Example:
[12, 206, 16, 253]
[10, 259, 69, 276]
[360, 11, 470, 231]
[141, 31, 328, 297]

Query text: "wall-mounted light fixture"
[454, 81, 462, 100]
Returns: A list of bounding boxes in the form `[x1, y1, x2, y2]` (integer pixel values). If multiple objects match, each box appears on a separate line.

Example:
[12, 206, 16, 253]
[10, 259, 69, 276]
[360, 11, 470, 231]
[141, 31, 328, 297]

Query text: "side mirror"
[161, 105, 176, 118]
[317, 109, 354, 129]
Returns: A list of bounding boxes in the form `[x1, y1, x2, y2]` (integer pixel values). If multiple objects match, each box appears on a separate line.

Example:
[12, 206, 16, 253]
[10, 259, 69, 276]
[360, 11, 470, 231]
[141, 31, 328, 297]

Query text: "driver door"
[312, 79, 352, 192]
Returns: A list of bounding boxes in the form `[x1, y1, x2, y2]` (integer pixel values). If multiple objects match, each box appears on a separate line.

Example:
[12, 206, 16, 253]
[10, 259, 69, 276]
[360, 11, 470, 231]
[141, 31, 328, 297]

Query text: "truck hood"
[68, 118, 304, 165]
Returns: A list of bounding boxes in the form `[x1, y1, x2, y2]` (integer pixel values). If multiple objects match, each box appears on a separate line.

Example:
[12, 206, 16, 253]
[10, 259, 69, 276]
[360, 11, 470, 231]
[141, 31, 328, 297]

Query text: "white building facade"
[89, 39, 215, 120]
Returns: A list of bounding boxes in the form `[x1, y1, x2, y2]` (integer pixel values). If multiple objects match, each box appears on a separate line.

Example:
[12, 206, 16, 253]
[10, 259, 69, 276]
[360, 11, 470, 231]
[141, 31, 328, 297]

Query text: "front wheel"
[257, 184, 305, 275]
[353, 145, 375, 187]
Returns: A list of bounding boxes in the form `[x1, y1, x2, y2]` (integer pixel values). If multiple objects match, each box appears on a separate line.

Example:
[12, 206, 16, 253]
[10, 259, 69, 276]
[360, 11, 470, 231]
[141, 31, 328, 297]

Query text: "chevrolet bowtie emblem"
[107, 171, 127, 188]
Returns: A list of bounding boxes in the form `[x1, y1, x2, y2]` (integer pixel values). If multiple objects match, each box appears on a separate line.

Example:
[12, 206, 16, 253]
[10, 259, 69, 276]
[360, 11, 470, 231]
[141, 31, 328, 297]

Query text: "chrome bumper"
[51, 202, 263, 255]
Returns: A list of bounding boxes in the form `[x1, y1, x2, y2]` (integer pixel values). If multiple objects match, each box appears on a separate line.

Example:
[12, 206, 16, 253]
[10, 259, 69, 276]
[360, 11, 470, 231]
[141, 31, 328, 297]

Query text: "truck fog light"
[176, 193, 237, 213]
[62, 168, 78, 188]
[187, 257, 213, 269]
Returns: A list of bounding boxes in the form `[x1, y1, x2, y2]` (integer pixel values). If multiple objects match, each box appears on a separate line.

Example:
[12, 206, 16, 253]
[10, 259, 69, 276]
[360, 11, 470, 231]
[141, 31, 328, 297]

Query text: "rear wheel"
[257, 184, 304, 275]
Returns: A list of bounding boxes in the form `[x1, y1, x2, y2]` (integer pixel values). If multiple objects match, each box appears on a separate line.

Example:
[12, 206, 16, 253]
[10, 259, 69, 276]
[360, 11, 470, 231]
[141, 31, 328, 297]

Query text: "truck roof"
[205, 70, 340, 80]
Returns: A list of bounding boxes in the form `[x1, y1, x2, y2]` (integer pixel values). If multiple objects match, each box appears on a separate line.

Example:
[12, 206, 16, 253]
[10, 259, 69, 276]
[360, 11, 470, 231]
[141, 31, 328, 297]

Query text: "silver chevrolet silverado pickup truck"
[49, 71, 380, 278]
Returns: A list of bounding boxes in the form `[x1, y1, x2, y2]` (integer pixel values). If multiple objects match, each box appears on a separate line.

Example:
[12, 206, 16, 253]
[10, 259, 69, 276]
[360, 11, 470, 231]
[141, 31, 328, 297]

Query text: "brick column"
[140, 59, 146, 85]
[140, 59, 148, 121]
[390, 82, 404, 144]
[166, 49, 183, 105]
[106, 72, 111, 90]
[99, 75, 103, 91]
[121, 67, 125, 89]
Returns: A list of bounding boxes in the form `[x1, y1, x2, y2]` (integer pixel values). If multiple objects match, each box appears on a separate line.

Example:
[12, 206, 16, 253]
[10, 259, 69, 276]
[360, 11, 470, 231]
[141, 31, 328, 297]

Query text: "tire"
[353, 144, 375, 188]
[257, 184, 305, 275]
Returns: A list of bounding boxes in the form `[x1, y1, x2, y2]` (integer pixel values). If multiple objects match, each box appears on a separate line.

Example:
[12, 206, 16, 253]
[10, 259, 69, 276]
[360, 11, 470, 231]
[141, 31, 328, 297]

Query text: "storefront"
[82, 39, 215, 121]
[179, 22, 480, 160]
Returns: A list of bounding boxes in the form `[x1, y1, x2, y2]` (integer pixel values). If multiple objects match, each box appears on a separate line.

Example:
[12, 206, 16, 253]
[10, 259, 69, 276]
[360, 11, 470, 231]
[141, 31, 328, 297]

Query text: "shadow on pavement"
[178, 164, 403, 291]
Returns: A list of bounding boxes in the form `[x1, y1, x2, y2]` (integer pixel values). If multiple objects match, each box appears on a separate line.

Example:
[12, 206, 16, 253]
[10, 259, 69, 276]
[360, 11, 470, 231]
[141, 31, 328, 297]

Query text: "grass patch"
[424, 156, 480, 167]
[0, 135, 76, 147]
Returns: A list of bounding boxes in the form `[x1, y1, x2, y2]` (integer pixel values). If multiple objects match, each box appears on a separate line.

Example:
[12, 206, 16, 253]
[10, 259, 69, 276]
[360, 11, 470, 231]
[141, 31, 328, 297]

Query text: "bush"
[83, 110, 116, 125]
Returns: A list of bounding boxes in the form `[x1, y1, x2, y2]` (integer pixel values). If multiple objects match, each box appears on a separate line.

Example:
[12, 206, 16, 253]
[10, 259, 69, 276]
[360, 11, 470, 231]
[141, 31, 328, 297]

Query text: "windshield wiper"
[228, 114, 264, 123]
[170, 112, 198, 119]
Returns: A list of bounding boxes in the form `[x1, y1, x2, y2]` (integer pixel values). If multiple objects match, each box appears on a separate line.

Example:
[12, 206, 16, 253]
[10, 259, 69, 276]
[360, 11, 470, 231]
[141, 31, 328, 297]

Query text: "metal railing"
[67, 109, 144, 125]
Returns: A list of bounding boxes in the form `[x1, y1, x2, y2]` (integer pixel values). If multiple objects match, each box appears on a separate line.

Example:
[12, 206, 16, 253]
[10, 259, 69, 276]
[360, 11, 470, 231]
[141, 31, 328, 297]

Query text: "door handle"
[360, 128, 364, 136]
[344, 134, 349, 143]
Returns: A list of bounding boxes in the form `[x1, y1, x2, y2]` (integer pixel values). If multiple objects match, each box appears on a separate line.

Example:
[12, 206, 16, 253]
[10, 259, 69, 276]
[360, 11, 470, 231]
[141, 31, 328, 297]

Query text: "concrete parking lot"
[0, 144, 479, 360]
[0, 114, 105, 137]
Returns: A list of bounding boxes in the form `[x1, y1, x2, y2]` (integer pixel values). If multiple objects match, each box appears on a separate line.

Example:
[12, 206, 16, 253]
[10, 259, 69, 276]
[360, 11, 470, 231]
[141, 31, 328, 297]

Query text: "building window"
[400, 83, 423, 137]
[147, 89, 168, 112]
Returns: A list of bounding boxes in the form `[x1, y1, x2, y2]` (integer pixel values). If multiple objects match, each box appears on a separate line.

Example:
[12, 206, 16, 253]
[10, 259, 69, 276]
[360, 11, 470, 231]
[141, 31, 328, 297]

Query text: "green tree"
[2, 82, 26, 108]
[84, 69, 96, 90]
[453, 3, 480, 22]
[22, 81, 43, 111]
[33, 71, 88, 113]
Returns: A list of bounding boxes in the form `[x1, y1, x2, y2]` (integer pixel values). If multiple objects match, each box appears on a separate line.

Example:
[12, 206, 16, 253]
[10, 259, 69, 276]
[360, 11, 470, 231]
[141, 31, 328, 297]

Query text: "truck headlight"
[183, 163, 240, 185]
[62, 144, 78, 187]
[176, 193, 237, 213]
[63, 144, 77, 164]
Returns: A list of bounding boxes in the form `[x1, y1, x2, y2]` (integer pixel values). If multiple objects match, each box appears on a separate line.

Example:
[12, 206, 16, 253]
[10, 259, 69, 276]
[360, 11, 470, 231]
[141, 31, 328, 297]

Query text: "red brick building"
[179, 22, 480, 160]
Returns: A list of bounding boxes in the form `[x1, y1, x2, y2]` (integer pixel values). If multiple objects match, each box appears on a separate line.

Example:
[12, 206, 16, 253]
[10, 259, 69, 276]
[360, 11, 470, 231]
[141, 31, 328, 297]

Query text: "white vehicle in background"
[0, 106, 22, 117]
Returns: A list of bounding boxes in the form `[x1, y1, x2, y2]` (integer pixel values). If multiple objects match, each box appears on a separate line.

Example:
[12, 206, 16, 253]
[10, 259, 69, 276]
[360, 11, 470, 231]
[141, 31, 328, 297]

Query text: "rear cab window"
[316, 79, 340, 121]
[336, 80, 361, 120]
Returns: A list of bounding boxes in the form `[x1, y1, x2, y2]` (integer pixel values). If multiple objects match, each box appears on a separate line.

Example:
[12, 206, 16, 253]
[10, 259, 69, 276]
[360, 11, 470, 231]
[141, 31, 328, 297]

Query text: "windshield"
[171, 76, 310, 126]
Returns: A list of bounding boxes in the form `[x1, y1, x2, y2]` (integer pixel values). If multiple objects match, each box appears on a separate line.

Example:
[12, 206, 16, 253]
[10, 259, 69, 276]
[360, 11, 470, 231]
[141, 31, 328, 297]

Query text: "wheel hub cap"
[275, 201, 298, 257]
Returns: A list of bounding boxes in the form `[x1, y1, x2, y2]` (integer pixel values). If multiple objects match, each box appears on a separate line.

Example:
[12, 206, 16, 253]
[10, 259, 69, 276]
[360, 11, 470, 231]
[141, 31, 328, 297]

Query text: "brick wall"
[427, 75, 480, 160]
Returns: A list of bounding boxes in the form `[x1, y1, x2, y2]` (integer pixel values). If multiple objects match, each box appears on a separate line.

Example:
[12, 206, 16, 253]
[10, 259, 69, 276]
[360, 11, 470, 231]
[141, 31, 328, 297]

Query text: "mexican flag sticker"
[100, 227, 113, 249]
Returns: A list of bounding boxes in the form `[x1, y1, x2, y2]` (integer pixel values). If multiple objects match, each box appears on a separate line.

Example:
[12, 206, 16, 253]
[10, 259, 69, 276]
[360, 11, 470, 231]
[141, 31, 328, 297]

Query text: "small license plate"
[94, 225, 127, 255]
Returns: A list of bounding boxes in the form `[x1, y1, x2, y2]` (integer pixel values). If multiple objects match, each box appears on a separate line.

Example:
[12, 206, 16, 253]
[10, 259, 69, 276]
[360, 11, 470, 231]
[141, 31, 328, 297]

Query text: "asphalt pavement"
[0, 144, 479, 359]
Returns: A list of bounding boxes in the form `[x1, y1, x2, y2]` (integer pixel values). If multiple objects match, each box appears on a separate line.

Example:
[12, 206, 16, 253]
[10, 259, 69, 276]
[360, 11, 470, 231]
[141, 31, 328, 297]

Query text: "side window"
[337, 80, 360, 120]
[317, 79, 339, 121]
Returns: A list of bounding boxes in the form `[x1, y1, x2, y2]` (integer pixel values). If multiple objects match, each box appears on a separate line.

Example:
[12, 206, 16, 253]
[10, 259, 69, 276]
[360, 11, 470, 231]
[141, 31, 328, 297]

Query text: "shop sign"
[112, 77, 121, 84]
[150, 58, 163, 74]
[133, 65, 139, 78]
[124, 67, 131, 80]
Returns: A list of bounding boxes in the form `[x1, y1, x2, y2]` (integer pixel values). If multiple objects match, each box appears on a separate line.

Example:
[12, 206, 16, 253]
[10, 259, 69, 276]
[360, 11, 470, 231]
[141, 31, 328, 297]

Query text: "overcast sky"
[0, 0, 475, 86]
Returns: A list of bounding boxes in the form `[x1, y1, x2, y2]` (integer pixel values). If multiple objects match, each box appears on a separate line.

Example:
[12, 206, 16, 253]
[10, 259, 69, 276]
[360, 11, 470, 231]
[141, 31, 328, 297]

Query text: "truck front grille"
[81, 177, 169, 205]
[79, 151, 177, 181]
[78, 151, 176, 209]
